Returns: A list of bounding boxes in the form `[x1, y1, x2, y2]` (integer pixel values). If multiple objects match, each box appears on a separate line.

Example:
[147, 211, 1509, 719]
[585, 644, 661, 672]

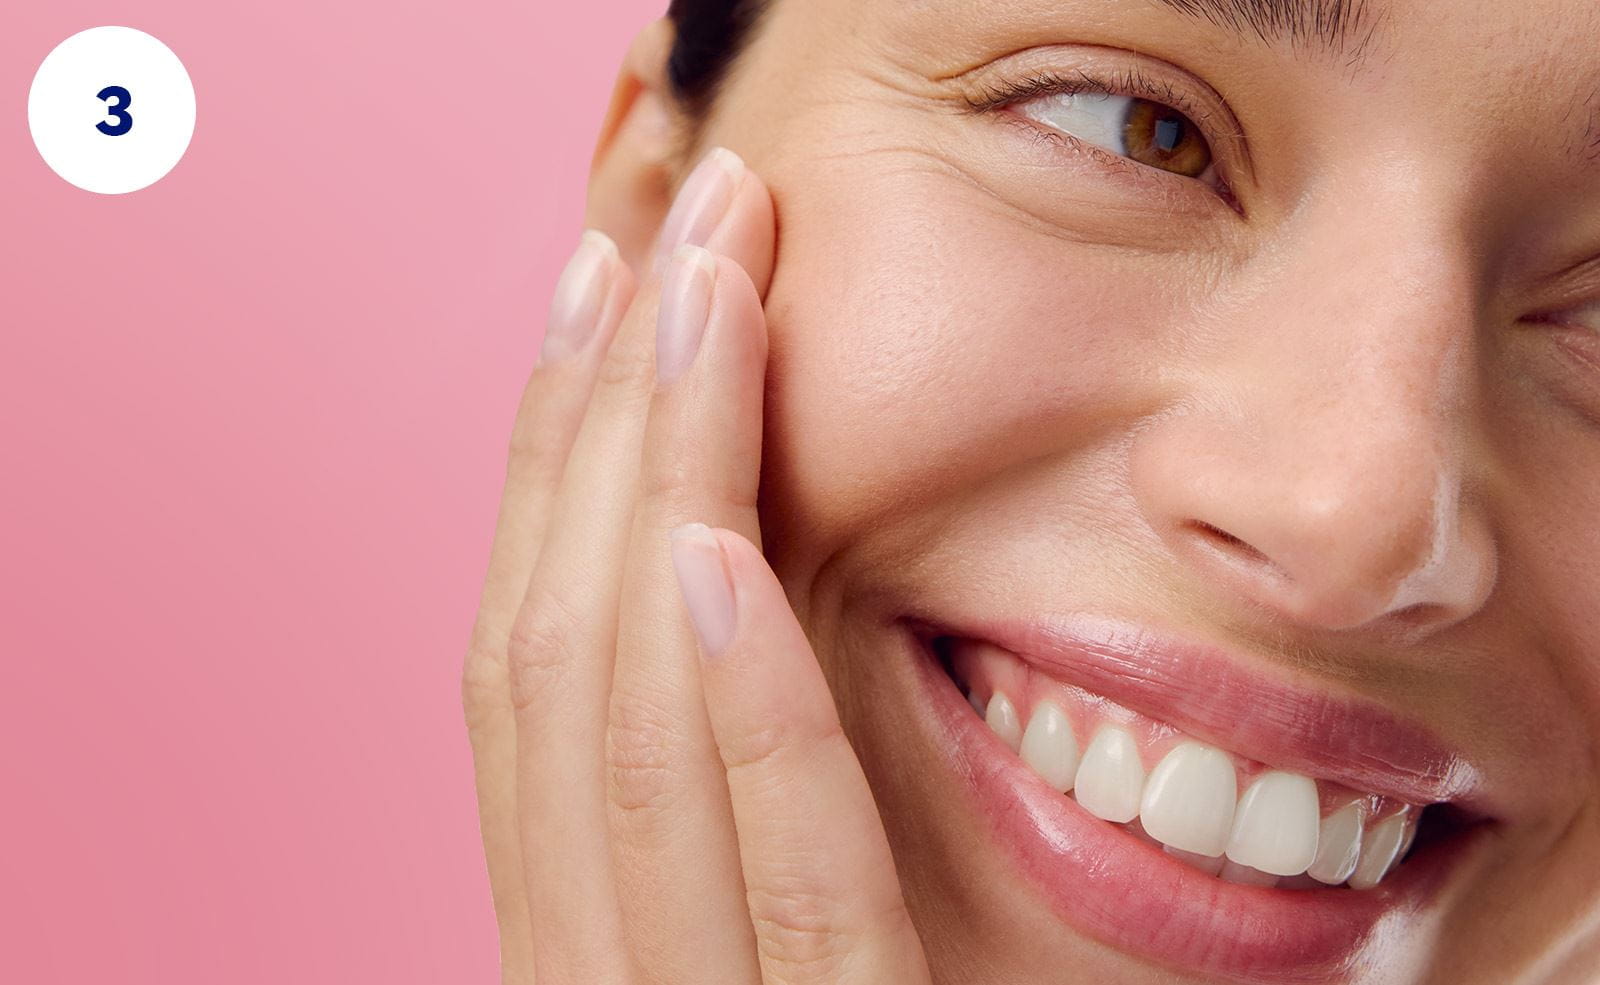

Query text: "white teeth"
[1125, 817, 1161, 846]
[1348, 811, 1407, 889]
[985, 691, 1023, 752]
[1224, 771, 1320, 876]
[1140, 742, 1238, 858]
[1164, 844, 1225, 875]
[1306, 802, 1364, 885]
[1397, 812, 1419, 861]
[1019, 701, 1079, 792]
[1219, 860, 1280, 887]
[1073, 726, 1146, 823]
[959, 674, 1422, 891]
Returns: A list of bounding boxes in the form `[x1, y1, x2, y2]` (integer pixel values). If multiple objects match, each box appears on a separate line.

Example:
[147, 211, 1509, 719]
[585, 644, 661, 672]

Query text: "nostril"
[1185, 520, 1271, 565]
[1381, 601, 1452, 631]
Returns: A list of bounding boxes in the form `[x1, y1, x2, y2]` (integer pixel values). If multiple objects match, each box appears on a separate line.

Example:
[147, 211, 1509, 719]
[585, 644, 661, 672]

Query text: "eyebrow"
[1150, 0, 1600, 169]
[1145, 0, 1383, 64]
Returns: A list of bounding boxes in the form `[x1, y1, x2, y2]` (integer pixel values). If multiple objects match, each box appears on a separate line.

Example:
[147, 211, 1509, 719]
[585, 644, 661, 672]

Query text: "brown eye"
[1123, 99, 1212, 178]
[1016, 90, 1217, 181]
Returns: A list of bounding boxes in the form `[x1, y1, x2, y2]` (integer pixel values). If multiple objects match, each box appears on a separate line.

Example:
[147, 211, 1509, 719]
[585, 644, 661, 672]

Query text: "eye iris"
[1124, 99, 1211, 178]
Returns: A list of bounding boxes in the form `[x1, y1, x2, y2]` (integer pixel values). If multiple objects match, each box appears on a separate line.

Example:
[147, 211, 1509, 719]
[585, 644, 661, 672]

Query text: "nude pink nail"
[651, 147, 745, 274]
[539, 229, 617, 365]
[656, 244, 717, 385]
[669, 523, 737, 658]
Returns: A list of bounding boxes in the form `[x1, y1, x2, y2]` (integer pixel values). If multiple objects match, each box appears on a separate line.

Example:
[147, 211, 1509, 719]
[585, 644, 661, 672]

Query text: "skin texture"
[467, 0, 1600, 982]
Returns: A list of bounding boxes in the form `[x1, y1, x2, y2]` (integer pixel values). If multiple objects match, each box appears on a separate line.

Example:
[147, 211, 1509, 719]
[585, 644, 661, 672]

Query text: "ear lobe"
[584, 17, 686, 272]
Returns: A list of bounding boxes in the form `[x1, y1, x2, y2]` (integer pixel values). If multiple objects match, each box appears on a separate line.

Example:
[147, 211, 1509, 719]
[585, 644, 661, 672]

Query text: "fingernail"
[539, 229, 618, 366]
[656, 244, 717, 385]
[651, 146, 745, 274]
[669, 523, 736, 658]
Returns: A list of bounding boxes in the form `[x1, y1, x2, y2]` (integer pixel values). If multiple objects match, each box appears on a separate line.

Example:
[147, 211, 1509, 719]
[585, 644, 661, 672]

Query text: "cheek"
[756, 162, 1192, 566]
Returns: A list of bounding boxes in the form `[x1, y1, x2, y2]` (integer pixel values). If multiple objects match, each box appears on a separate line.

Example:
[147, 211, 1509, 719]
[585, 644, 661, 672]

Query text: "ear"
[585, 17, 688, 272]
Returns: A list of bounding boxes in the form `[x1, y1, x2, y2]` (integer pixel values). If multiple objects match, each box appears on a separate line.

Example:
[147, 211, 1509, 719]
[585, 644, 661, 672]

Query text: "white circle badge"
[28, 27, 196, 195]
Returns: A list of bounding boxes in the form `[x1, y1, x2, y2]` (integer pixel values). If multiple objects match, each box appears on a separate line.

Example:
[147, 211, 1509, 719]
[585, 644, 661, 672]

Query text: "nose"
[1129, 215, 1498, 634]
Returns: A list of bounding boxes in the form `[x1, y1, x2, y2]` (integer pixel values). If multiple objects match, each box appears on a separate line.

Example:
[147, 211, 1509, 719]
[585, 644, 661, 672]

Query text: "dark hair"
[666, 0, 772, 116]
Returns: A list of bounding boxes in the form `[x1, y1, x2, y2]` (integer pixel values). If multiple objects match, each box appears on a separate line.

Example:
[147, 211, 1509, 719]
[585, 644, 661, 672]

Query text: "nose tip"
[1132, 422, 1497, 635]
[1172, 479, 1493, 632]
[1125, 193, 1501, 635]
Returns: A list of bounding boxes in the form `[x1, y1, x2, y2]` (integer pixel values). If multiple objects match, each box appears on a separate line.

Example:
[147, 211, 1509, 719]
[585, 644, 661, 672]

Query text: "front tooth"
[1164, 845, 1225, 875]
[1348, 811, 1407, 889]
[1073, 726, 1145, 822]
[985, 691, 1023, 752]
[1219, 860, 1280, 887]
[1396, 809, 1419, 860]
[1307, 802, 1364, 885]
[1125, 817, 1160, 846]
[1019, 700, 1079, 792]
[1224, 771, 1320, 876]
[1140, 742, 1238, 858]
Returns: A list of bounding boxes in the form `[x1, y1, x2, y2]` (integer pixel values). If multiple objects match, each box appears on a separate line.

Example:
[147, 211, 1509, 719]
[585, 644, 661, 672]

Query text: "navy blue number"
[96, 85, 132, 136]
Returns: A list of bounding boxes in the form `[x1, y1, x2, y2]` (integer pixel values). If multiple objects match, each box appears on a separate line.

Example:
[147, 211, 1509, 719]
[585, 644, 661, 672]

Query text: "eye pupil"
[1124, 99, 1212, 178]
[1154, 116, 1183, 152]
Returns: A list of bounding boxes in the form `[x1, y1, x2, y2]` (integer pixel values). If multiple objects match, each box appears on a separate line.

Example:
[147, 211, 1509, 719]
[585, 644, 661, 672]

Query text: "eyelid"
[1542, 298, 1600, 331]
[952, 44, 1256, 187]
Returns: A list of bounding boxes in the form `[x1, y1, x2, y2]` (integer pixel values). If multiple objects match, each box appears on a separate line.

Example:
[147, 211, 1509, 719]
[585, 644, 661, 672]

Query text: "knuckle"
[746, 880, 857, 980]
[605, 692, 688, 817]
[639, 456, 755, 517]
[460, 637, 511, 731]
[595, 331, 656, 392]
[722, 715, 846, 780]
[638, 453, 699, 506]
[505, 584, 583, 712]
[505, 416, 565, 484]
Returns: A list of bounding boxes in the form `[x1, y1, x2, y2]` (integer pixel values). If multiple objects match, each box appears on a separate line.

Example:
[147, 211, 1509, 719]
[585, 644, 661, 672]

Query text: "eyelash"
[963, 65, 1242, 210]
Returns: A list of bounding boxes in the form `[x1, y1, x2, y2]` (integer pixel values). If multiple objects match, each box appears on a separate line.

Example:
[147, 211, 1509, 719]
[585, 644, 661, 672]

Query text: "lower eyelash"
[999, 111, 1151, 181]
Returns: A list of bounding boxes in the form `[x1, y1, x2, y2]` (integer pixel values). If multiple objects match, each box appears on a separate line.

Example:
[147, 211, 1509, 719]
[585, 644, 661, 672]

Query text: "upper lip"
[907, 608, 1496, 817]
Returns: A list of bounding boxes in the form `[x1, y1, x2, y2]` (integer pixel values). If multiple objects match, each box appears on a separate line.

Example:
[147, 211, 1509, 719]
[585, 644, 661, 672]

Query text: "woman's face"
[670, 0, 1600, 980]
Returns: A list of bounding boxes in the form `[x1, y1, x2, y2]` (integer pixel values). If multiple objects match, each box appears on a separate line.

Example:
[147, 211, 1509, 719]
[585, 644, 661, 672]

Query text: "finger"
[671, 526, 934, 985]
[462, 230, 634, 983]
[606, 246, 771, 982]
[507, 145, 769, 983]
[506, 277, 666, 984]
[652, 146, 776, 297]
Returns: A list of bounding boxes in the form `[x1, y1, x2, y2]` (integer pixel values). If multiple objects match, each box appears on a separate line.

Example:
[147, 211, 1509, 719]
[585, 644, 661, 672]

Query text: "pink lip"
[896, 614, 1495, 983]
[915, 610, 1492, 812]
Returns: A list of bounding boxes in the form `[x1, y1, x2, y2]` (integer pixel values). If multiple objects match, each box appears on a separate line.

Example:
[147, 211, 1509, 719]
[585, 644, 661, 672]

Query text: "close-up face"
[604, 0, 1600, 981]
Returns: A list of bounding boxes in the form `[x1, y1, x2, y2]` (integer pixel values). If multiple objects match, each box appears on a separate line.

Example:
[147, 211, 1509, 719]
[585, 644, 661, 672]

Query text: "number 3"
[96, 85, 132, 136]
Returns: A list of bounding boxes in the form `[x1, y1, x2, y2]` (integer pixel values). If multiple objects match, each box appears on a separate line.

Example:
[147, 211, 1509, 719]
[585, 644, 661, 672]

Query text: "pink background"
[2, 2, 659, 979]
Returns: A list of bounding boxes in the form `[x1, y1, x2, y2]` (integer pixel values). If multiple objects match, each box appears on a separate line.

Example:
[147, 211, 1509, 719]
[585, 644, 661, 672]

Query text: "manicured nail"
[669, 523, 736, 658]
[656, 244, 717, 384]
[539, 229, 618, 366]
[651, 146, 745, 273]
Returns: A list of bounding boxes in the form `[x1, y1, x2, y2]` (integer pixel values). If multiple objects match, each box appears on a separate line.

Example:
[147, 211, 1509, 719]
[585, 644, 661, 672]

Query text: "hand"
[462, 146, 933, 985]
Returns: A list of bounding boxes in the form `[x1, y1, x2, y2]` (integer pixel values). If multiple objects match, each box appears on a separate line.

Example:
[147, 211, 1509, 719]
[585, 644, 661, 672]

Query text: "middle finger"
[506, 147, 769, 983]
[607, 148, 776, 983]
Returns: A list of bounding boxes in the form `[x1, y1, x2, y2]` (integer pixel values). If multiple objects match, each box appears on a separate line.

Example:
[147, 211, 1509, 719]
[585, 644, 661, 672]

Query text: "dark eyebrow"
[1147, 0, 1385, 67]
[1152, 0, 1600, 170]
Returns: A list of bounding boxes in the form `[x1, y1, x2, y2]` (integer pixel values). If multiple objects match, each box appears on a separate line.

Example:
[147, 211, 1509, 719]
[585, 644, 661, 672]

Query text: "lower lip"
[899, 623, 1477, 984]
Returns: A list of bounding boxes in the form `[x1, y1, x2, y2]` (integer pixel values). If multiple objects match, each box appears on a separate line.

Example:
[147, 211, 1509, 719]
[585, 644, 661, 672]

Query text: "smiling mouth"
[895, 611, 1497, 983]
[945, 634, 1447, 889]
